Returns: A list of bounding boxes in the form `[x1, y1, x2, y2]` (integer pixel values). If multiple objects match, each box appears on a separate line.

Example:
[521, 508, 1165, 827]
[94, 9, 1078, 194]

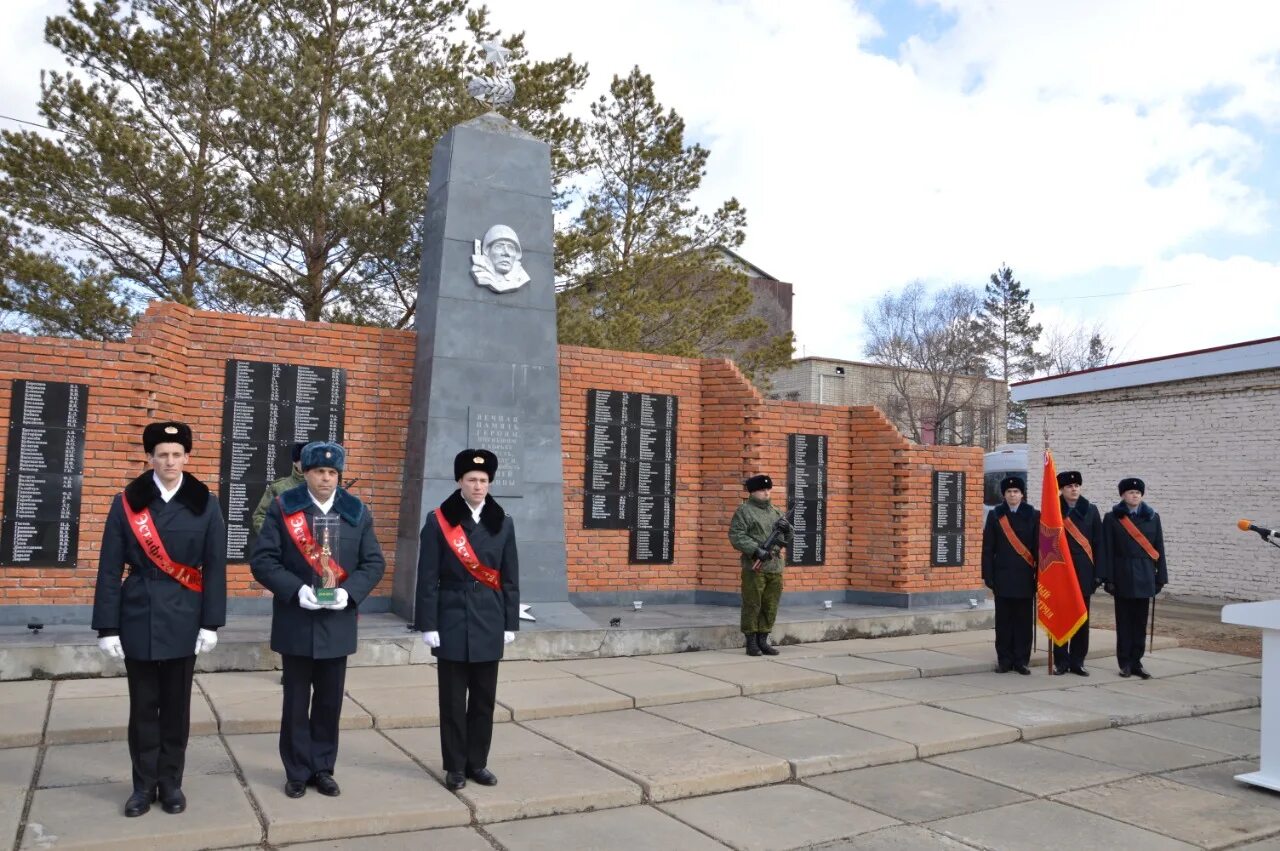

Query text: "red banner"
[1037, 450, 1088, 646]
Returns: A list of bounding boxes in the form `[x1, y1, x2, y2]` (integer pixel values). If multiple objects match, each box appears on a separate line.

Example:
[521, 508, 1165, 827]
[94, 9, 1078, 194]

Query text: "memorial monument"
[392, 44, 579, 619]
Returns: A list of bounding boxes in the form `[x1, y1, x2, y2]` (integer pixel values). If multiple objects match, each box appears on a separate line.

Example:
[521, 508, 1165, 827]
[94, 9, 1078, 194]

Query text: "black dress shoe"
[1013, 665, 1031, 675]
[467, 767, 498, 786]
[1118, 665, 1132, 678]
[444, 771, 466, 791]
[124, 789, 155, 817]
[1052, 665, 1068, 676]
[1132, 666, 1152, 680]
[1070, 665, 1090, 677]
[284, 780, 306, 798]
[312, 771, 340, 796]
[158, 786, 186, 814]
[996, 663, 1012, 673]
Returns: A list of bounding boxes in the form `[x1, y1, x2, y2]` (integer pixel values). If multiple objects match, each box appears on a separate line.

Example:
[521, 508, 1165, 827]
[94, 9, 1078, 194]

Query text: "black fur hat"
[142, 421, 192, 454]
[1118, 477, 1145, 495]
[1056, 470, 1083, 488]
[1000, 475, 1026, 495]
[455, 449, 498, 481]
[744, 474, 773, 492]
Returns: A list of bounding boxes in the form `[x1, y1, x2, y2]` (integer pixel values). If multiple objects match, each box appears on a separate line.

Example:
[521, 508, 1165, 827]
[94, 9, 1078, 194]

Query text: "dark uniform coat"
[250, 484, 386, 659]
[92, 473, 227, 661]
[1100, 502, 1168, 598]
[413, 491, 520, 664]
[981, 502, 1040, 598]
[1061, 495, 1106, 594]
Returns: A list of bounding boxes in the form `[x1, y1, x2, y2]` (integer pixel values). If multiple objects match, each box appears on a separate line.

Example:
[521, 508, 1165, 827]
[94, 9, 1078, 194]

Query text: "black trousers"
[124, 655, 197, 794]
[1114, 596, 1151, 670]
[437, 658, 500, 773]
[994, 595, 1034, 668]
[1053, 595, 1092, 669]
[279, 654, 347, 783]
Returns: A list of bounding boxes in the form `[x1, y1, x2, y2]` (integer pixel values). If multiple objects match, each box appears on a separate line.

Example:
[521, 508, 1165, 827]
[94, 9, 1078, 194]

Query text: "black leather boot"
[745, 633, 761, 656]
[756, 633, 779, 655]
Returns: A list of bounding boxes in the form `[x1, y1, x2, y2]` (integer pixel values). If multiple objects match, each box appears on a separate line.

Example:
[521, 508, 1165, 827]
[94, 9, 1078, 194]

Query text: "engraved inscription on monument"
[2, 379, 88, 567]
[786, 433, 827, 566]
[219, 360, 346, 561]
[468, 406, 523, 496]
[931, 470, 966, 567]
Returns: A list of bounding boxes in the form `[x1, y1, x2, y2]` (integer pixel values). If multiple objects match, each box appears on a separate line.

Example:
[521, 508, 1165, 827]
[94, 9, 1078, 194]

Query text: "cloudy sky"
[3, 0, 1279, 364]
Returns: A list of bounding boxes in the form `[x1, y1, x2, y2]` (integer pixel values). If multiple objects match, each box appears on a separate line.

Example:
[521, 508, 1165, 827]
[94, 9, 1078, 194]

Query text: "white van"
[983, 443, 1028, 516]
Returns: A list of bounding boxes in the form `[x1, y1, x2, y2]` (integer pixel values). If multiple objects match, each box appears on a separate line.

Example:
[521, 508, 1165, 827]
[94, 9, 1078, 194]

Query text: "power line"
[0, 113, 74, 136]
[1037, 282, 1191, 302]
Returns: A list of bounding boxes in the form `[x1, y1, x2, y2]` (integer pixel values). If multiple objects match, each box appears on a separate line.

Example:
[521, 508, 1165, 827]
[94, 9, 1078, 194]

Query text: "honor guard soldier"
[92, 421, 227, 817]
[250, 441, 308, 535]
[1100, 477, 1168, 679]
[1053, 470, 1106, 676]
[415, 449, 520, 791]
[729, 474, 793, 657]
[250, 441, 386, 798]
[981, 476, 1039, 674]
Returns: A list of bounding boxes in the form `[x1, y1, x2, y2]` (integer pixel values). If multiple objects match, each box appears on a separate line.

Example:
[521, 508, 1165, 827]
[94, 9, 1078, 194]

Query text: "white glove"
[97, 635, 124, 659]
[422, 631, 440, 648]
[325, 588, 349, 610]
[503, 631, 515, 645]
[194, 628, 218, 655]
[298, 585, 323, 610]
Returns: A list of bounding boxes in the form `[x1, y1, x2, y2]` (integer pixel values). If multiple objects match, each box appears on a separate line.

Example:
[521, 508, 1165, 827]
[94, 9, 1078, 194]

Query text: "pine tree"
[976, 264, 1048, 437]
[555, 68, 792, 387]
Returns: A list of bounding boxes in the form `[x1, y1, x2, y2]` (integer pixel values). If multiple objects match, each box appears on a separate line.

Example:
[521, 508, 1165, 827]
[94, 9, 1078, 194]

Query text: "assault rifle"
[751, 504, 795, 572]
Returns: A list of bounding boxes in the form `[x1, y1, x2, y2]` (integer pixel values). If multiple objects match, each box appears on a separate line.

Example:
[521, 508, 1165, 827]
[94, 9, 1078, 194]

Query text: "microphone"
[1238, 519, 1278, 540]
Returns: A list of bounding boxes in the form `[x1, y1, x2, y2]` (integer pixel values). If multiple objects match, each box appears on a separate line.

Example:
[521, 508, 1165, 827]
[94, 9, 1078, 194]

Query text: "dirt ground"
[1087, 595, 1261, 658]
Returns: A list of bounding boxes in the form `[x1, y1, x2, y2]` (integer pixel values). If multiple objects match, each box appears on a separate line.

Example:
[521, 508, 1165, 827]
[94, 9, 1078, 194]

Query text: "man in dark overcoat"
[250, 441, 385, 798]
[414, 449, 520, 791]
[92, 420, 227, 817]
[981, 475, 1039, 674]
[1099, 477, 1168, 679]
[1053, 470, 1107, 676]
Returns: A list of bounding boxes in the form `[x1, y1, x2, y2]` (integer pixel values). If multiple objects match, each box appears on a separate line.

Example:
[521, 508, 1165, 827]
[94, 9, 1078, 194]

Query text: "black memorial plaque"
[219, 360, 346, 561]
[2, 379, 88, 567]
[931, 470, 967, 567]
[786, 433, 827, 566]
[583, 389, 678, 563]
[468, 407, 524, 497]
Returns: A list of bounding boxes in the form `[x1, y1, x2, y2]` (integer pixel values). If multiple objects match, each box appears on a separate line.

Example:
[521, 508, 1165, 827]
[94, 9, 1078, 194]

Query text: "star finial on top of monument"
[467, 40, 515, 109]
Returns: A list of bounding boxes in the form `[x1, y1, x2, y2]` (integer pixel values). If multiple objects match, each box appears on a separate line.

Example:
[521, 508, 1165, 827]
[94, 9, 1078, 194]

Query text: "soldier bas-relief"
[470, 224, 530, 293]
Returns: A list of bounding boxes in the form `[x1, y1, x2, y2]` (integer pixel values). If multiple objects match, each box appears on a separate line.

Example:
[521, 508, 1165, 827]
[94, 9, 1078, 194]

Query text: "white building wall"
[1024, 368, 1280, 601]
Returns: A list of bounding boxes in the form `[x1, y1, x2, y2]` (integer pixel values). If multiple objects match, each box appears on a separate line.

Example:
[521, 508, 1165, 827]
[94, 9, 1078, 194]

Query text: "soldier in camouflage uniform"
[729, 474, 793, 656]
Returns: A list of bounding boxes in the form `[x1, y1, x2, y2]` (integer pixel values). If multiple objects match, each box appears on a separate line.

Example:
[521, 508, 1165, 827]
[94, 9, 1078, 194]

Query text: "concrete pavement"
[4, 628, 1277, 850]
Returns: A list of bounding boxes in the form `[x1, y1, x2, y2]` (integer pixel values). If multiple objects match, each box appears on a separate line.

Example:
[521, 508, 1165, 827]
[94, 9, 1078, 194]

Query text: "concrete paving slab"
[346, 685, 441, 728]
[658, 783, 898, 850]
[1161, 759, 1277, 806]
[582, 668, 740, 707]
[1034, 728, 1232, 773]
[642, 696, 814, 732]
[485, 804, 729, 851]
[811, 824, 976, 850]
[224, 730, 468, 844]
[934, 693, 1111, 739]
[46, 691, 219, 743]
[1128, 716, 1261, 757]
[1024, 684, 1187, 724]
[1204, 708, 1262, 730]
[496, 660, 577, 682]
[54, 678, 130, 698]
[775, 655, 920, 684]
[545, 656, 672, 676]
[756, 685, 911, 716]
[279, 825, 494, 850]
[928, 741, 1137, 795]
[695, 660, 837, 695]
[1145, 647, 1259, 668]
[0, 679, 49, 746]
[20, 774, 261, 851]
[928, 799, 1196, 850]
[1099, 675, 1258, 714]
[806, 760, 1028, 823]
[522, 709, 692, 750]
[908, 629, 996, 648]
[38, 735, 234, 788]
[196, 669, 283, 693]
[342, 664, 438, 689]
[580, 731, 791, 801]
[1225, 661, 1263, 676]
[1109, 656, 1207, 678]
[0, 748, 37, 851]
[385, 718, 557, 764]
[495, 676, 632, 720]
[210, 690, 371, 734]
[941, 670, 1080, 694]
[832, 704, 1020, 757]
[855, 649, 992, 677]
[1055, 774, 1280, 849]
[715, 717, 917, 777]
[1181, 668, 1265, 697]
[860, 677, 996, 703]
[644, 650, 749, 669]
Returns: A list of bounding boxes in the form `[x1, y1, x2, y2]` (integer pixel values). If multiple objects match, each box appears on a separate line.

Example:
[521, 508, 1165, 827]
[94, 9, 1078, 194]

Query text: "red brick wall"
[0, 303, 983, 607]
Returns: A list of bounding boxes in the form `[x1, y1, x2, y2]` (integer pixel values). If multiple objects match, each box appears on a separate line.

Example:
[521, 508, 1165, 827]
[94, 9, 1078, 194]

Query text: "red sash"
[998, 515, 1035, 568]
[121, 495, 203, 592]
[435, 508, 502, 591]
[281, 504, 350, 584]
[1119, 515, 1161, 561]
[1064, 517, 1094, 564]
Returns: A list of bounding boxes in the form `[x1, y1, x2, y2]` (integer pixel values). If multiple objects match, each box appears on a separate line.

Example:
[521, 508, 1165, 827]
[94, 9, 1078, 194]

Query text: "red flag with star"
[1037, 449, 1088, 645]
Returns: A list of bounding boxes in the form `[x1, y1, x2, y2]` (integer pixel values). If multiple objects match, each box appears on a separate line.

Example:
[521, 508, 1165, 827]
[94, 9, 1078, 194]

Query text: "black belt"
[439, 579, 486, 591]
